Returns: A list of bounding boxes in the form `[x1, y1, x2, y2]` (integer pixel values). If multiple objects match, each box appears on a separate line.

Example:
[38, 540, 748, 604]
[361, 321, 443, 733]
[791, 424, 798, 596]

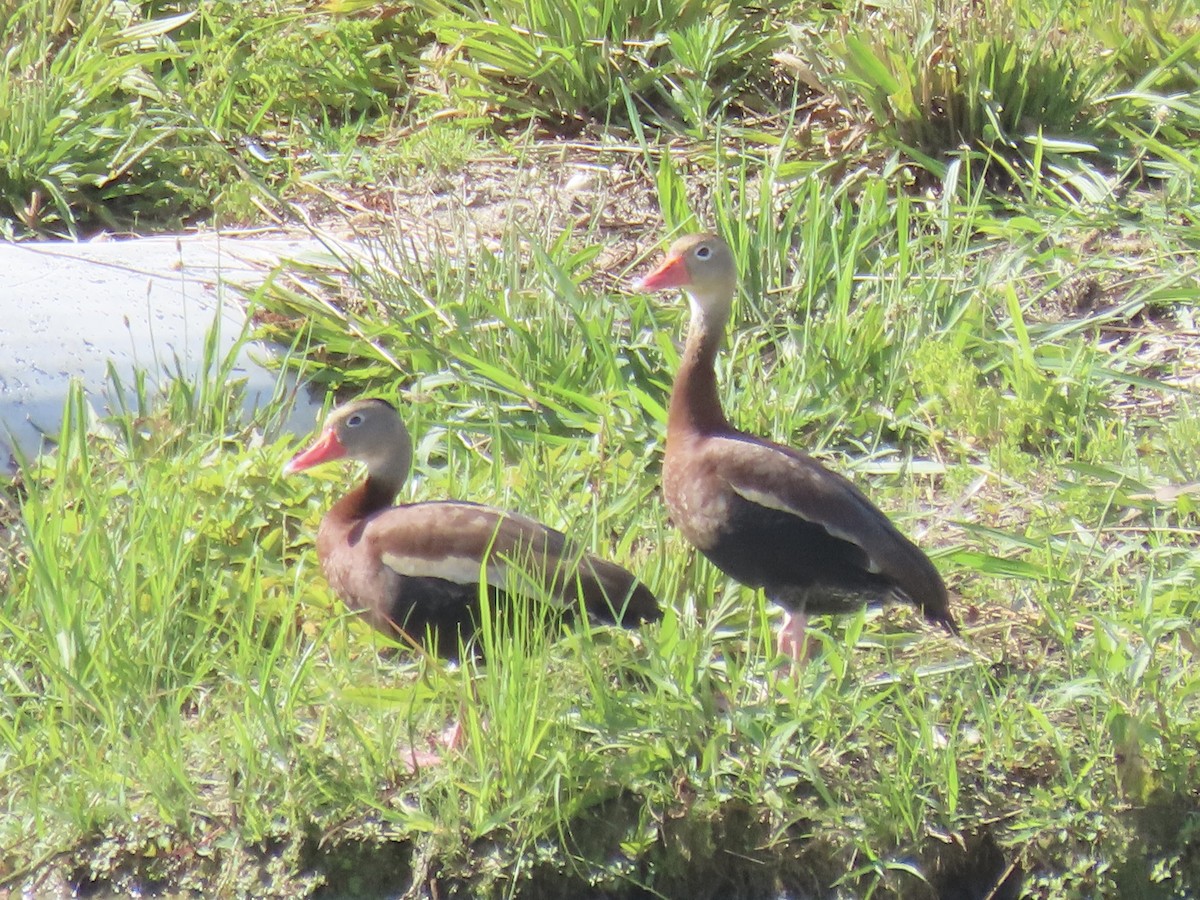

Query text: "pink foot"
[402, 745, 443, 772]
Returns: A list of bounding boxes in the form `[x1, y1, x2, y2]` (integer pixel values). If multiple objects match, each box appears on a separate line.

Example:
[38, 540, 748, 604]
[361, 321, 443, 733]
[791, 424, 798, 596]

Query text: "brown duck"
[634, 233, 957, 659]
[285, 398, 661, 657]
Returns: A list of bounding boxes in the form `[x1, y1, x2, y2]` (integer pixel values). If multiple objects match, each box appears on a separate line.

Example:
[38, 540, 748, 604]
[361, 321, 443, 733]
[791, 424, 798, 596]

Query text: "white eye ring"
[695, 245, 712, 260]
[346, 413, 364, 427]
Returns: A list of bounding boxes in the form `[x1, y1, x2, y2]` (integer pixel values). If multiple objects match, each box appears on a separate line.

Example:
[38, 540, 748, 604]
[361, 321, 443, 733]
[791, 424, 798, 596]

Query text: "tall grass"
[787, 0, 1200, 199]
[0, 0, 207, 236]
[4, 0, 1196, 233]
[411, 0, 781, 130]
[3, 0, 1200, 896]
[0, 0, 415, 235]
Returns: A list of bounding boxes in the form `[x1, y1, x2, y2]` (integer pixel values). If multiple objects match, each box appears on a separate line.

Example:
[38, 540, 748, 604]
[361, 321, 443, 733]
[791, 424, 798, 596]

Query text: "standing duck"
[285, 398, 661, 657]
[633, 233, 957, 660]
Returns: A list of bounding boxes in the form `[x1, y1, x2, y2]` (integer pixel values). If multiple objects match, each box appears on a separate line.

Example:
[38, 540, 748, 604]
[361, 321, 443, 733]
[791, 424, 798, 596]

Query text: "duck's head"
[633, 233, 736, 325]
[284, 398, 412, 485]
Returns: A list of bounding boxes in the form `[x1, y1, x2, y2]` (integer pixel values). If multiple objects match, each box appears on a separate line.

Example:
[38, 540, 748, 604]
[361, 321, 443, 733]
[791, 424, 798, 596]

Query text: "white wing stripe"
[379, 550, 571, 607]
[381, 551, 505, 586]
[727, 481, 883, 574]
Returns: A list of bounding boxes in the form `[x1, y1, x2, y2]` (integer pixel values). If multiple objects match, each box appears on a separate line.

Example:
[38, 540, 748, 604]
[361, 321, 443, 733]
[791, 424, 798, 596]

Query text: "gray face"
[670, 234, 737, 323]
[330, 399, 413, 481]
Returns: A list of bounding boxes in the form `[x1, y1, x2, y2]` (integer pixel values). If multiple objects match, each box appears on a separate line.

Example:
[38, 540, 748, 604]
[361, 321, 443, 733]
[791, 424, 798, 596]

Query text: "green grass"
[6, 139, 1200, 894]
[410, 0, 781, 130]
[3, 0, 1200, 896]
[4, 0, 1197, 234]
[0, 0, 210, 236]
[0, 0, 413, 236]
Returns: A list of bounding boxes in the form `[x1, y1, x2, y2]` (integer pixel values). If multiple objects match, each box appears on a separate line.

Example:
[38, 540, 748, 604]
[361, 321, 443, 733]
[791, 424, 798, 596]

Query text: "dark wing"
[365, 501, 660, 626]
[708, 435, 955, 631]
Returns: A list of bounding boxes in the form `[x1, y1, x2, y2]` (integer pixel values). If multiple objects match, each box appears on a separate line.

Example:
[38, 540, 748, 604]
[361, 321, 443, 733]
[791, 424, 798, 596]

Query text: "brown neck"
[668, 314, 732, 438]
[325, 475, 400, 527]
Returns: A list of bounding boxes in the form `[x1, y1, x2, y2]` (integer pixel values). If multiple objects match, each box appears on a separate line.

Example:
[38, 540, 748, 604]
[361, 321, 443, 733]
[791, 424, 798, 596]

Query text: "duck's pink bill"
[283, 428, 346, 475]
[632, 253, 689, 292]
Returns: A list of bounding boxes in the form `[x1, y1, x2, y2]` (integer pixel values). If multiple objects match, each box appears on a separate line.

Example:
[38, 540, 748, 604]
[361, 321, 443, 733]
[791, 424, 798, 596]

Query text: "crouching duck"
[285, 398, 661, 657]
[633, 233, 957, 661]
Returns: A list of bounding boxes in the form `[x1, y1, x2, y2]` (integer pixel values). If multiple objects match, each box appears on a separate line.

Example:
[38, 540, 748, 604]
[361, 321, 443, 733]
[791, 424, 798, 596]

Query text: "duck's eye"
[346, 413, 364, 428]
[694, 245, 712, 260]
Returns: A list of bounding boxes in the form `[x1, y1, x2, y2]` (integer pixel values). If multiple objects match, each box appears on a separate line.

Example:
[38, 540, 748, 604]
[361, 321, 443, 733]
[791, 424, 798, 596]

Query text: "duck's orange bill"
[632, 252, 689, 292]
[283, 428, 346, 474]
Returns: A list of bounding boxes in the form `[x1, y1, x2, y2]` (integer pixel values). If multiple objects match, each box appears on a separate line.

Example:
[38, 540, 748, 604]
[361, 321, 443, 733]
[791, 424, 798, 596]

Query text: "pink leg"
[777, 610, 810, 667]
[402, 720, 466, 772]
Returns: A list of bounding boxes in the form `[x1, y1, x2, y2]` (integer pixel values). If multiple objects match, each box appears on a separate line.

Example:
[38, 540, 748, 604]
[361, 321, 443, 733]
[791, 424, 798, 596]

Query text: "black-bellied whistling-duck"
[284, 398, 661, 658]
[633, 233, 957, 660]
